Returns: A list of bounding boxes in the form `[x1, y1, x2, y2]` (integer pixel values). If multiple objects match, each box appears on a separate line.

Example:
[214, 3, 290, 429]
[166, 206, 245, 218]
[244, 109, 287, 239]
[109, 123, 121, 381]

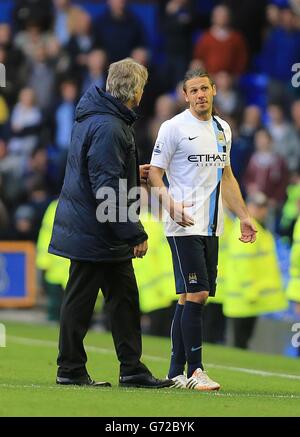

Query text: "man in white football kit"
[149, 69, 257, 391]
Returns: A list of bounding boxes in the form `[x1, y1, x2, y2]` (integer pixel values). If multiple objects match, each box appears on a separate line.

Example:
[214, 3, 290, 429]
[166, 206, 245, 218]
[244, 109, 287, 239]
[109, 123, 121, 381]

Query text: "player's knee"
[178, 294, 186, 305]
[187, 291, 209, 304]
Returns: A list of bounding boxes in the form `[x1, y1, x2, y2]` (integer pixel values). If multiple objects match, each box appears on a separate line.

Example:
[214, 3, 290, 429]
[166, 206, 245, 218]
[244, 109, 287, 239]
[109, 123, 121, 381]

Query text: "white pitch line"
[207, 363, 300, 381]
[0, 383, 300, 400]
[6, 335, 300, 381]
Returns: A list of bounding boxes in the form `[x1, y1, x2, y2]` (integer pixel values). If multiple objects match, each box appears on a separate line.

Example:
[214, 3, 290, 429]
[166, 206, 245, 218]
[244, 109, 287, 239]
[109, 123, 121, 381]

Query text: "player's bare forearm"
[221, 166, 249, 220]
[222, 166, 257, 243]
[148, 166, 172, 211]
[148, 166, 194, 227]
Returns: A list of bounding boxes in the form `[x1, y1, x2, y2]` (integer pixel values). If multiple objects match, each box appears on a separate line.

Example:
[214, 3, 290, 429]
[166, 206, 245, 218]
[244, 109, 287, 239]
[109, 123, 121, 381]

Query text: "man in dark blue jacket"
[49, 58, 173, 389]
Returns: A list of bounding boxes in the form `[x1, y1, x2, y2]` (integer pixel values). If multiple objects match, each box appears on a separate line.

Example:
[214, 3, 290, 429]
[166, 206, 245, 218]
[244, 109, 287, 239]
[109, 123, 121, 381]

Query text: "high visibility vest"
[133, 213, 176, 313]
[208, 212, 234, 304]
[36, 200, 70, 288]
[223, 219, 287, 317]
[286, 217, 300, 303]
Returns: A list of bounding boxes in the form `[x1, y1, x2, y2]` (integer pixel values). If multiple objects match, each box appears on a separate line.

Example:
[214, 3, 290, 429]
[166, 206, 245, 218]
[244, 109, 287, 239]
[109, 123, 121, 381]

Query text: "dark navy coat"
[49, 86, 148, 262]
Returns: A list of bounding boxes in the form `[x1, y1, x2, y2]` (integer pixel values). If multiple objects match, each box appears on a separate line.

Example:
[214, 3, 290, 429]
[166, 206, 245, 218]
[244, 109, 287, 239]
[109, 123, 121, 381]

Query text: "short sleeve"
[224, 123, 232, 166]
[150, 120, 177, 170]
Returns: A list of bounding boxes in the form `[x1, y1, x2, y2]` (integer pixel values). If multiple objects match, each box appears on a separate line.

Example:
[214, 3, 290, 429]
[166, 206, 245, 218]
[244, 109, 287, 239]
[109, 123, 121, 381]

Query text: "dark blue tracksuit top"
[49, 86, 148, 262]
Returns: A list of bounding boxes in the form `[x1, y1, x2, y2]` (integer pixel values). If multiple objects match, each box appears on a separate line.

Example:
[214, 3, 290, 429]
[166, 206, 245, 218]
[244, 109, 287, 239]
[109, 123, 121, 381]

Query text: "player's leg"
[167, 292, 187, 383]
[166, 237, 188, 383]
[168, 236, 220, 390]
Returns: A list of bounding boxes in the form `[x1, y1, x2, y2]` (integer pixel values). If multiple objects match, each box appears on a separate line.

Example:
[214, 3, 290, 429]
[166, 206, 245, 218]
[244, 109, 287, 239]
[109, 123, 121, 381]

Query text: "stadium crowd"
[0, 0, 300, 350]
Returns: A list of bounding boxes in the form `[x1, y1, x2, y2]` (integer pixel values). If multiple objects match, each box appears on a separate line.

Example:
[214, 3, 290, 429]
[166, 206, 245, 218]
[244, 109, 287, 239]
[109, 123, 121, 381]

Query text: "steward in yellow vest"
[286, 216, 300, 304]
[133, 212, 177, 337]
[36, 200, 70, 321]
[203, 211, 234, 343]
[223, 192, 287, 348]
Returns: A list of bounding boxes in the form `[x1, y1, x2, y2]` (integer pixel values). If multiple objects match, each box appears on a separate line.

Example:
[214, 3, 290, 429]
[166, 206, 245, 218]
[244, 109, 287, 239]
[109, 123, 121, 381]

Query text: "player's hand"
[170, 201, 195, 227]
[139, 164, 150, 184]
[239, 217, 257, 243]
[134, 240, 148, 258]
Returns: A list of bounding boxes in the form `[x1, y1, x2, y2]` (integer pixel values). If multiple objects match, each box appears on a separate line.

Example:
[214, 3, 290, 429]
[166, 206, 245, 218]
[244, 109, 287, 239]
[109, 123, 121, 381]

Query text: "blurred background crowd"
[0, 0, 300, 355]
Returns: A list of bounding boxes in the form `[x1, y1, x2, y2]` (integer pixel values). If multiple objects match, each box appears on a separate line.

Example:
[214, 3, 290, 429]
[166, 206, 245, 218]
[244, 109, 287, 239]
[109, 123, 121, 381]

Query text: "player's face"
[184, 76, 216, 119]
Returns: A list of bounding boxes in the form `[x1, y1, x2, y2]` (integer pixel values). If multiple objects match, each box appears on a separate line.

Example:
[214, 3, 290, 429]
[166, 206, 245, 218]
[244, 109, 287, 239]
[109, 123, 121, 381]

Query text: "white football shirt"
[150, 109, 232, 237]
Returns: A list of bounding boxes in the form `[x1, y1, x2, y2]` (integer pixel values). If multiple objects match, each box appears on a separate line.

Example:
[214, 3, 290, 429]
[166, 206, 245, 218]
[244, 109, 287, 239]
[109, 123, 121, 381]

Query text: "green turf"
[0, 321, 300, 417]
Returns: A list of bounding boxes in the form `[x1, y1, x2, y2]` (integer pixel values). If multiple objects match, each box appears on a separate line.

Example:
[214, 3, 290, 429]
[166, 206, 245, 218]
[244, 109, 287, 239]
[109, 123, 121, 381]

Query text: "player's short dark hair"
[183, 69, 215, 92]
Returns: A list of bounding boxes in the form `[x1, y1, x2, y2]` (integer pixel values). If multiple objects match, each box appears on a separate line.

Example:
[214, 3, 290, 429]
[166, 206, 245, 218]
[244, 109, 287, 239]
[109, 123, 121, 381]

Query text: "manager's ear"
[212, 84, 217, 96]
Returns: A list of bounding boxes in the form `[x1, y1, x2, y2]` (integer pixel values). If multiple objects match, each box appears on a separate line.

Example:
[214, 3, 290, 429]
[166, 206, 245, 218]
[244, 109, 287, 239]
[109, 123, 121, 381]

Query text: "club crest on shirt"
[217, 132, 226, 144]
[188, 272, 198, 284]
[153, 141, 163, 155]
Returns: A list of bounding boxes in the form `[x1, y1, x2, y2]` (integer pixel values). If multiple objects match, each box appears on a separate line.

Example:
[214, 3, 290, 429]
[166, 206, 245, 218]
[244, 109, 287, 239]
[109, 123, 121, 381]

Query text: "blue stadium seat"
[238, 73, 269, 111]
[0, 0, 13, 23]
[77, 1, 159, 53]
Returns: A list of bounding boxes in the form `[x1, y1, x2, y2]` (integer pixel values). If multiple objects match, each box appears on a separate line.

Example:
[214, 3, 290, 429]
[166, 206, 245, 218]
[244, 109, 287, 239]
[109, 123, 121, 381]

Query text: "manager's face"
[184, 76, 216, 118]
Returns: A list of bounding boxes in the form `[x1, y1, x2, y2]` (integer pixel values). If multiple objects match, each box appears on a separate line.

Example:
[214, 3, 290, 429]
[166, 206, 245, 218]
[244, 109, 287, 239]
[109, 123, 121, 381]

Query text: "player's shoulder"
[214, 115, 231, 133]
[159, 111, 186, 132]
[168, 110, 187, 126]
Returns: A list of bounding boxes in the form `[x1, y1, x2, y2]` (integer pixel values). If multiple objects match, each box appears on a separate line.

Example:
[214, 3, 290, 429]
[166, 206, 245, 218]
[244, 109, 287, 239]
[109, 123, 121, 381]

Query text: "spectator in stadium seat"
[131, 47, 164, 163]
[291, 99, 300, 137]
[53, 0, 73, 46]
[13, 204, 37, 241]
[0, 23, 28, 108]
[160, 0, 196, 90]
[81, 49, 107, 95]
[230, 105, 262, 186]
[193, 5, 248, 76]
[130, 47, 163, 119]
[139, 94, 177, 164]
[266, 103, 300, 172]
[260, 6, 300, 105]
[222, 0, 267, 56]
[7, 87, 42, 160]
[27, 43, 56, 112]
[12, 0, 53, 33]
[14, 20, 57, 62]
[49, 58, 173, 389]
[54, 78, 78, 188]
[94, 0, 147, 63]
[213, 71, 243, 118]
[244, 128, 289, 231]
[65, 6, 96, 78]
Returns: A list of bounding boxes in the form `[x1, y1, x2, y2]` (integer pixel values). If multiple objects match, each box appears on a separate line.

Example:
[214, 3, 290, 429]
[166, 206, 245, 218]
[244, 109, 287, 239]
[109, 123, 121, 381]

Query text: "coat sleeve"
[87, 123, 148, 247]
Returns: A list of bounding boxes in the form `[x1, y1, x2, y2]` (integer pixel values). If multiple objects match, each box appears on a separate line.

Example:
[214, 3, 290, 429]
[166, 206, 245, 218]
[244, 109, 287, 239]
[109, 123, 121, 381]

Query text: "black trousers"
[57, 259, 150, 378]
[203, 303, 227, 344]
[231, 317, 257, 349]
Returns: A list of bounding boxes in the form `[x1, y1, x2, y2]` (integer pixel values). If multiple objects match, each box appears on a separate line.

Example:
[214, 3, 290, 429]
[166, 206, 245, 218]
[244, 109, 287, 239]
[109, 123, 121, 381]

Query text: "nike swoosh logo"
[188, 136, 199, 141]
[191, 346, 202, 352]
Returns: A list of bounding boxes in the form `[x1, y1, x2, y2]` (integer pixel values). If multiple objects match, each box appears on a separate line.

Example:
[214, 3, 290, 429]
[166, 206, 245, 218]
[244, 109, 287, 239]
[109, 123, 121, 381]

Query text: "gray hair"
[106, 58, 148, 103]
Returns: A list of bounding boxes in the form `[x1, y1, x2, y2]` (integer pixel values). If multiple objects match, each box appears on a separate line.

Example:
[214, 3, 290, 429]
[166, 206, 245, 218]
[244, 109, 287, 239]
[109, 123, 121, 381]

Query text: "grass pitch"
[0, 321, 299, 417]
